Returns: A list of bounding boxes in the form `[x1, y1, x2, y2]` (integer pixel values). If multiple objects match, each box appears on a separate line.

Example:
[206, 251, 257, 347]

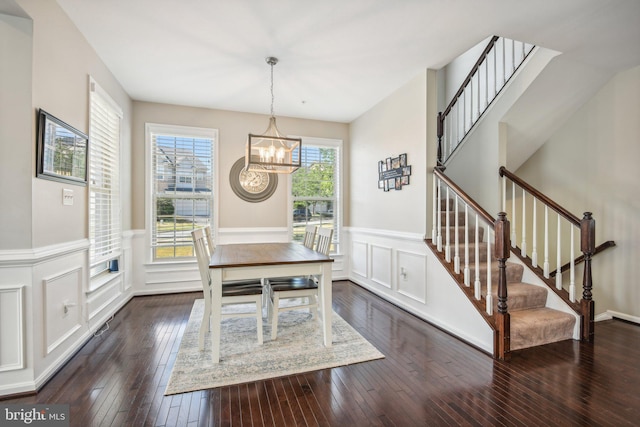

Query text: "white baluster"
[501, 175, 506, 212]
[436, 180, 442, 252]
[464, 204, 470, 286]
[486, 226, 493, 315]
[521, 188, 527, 258]
[556, 215, 563, 290]
[474, 213, 481, 300]
[454, 195, 460, 273]
[569, 226, 576, 302]
[511, 181, 517, 247]
[543, 206, 550, 278]
[445, 187, 451, 262]
[532, 198, 538, 268]
[431, 173, 437, 242]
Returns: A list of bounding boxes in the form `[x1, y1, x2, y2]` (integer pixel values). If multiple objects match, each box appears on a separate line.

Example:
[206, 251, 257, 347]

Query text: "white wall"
[516, 65, 640, 320]
[0, 12, 32, 250]
[349, 72, 427, 233]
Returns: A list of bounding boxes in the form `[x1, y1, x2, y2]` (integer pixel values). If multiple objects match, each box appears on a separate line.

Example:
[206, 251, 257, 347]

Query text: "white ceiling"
[54, 0, 640, 123]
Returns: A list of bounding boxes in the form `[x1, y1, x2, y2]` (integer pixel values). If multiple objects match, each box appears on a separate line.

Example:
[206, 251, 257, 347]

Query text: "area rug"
[164, 299, 384, 395]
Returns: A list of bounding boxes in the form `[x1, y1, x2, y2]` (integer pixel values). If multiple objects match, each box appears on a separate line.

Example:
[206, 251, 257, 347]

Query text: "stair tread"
[485, 282, 547, 311]
[510, 307, 576, 350]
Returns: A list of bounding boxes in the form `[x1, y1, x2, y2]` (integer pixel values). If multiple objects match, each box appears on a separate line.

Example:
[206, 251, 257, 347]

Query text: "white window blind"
[89, 78, 122, 269]
[148, 124, 215, 260]
[291, 141, 341, 253]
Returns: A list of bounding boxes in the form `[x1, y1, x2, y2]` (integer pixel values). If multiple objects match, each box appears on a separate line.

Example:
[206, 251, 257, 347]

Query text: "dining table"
[208, 242, 334, 362]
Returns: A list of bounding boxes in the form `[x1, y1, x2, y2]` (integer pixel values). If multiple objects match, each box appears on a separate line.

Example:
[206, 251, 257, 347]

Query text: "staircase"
[427, 187, 579, 357]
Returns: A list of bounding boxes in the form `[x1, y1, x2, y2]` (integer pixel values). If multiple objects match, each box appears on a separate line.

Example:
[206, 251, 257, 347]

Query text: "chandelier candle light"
[245, 57, 301, 174]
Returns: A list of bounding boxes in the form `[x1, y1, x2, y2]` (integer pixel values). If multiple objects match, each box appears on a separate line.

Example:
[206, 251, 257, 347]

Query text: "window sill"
[88, 270, 122, 293]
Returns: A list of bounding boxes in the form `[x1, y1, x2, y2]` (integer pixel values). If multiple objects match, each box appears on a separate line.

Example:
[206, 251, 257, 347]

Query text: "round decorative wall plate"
[229, 157, 278, 203]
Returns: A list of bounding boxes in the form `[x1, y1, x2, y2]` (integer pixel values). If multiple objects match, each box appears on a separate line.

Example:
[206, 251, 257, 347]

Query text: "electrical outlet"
[63, 189, 74, 206]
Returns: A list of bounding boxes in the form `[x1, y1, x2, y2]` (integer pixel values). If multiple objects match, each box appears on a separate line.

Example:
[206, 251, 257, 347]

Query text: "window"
[291, 138, 342, 253]
[88, 78, 122, 276]
[147, 124, 216, 260]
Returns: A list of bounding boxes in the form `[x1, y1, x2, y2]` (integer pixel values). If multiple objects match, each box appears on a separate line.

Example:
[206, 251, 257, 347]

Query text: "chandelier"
[245, 57, 301, 174]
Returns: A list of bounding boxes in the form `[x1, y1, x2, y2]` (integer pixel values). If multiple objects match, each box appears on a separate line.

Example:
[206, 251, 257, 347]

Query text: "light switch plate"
[63, 189, 74, 206]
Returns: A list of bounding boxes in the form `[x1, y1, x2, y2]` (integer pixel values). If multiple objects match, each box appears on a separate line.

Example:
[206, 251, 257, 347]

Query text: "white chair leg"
[199, 300, 211, 350]
[271, 293, 280, 340]
[255, 297, 263, 345]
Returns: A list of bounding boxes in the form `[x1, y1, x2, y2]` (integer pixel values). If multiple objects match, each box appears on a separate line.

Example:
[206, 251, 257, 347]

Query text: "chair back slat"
[204, 225, 215, 254]
[315, 228, 333, 255]
[303, 225, 317, 249]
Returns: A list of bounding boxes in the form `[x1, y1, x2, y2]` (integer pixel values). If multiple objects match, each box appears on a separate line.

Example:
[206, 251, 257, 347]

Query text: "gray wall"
[516, 65, 640, 319]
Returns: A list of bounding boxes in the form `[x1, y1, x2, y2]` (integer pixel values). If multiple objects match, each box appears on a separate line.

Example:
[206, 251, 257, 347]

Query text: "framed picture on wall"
[36, 109, 88, 185]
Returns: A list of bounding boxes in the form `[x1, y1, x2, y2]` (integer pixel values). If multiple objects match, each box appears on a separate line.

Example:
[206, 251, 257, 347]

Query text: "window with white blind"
[291, 138, 342, 253]
[147, 124, 216, 260]
[89, 77, 122, 276]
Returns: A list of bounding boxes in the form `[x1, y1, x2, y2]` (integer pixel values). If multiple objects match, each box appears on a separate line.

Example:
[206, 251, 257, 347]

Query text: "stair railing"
[437, 37, 535, 168]
[431, 168, 497, 315]
[499, 166, 599, 341]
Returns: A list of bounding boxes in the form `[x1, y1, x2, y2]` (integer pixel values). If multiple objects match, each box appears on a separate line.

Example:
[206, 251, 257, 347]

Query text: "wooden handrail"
[499, 166, 581, 226]
[434, 168, 495, 225]
[550, 240, 616, 277]
[442, 36, 500, 117]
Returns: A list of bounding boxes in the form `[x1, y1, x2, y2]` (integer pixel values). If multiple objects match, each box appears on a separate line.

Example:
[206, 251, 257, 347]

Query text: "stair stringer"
[422, 239, 496, 355]
[506, 251, 581, 340]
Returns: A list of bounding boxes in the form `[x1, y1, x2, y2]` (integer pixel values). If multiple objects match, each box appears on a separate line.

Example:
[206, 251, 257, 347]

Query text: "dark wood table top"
[209, 242, 333, 269]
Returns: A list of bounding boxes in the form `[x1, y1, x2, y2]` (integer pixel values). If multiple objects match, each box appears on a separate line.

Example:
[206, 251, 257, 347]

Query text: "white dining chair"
[267, 227, 333, 340]
[302, 224, 317, 249]
[191, 228, 264, 360]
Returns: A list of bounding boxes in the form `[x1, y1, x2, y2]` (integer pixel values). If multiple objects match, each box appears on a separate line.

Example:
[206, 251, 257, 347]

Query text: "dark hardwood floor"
[4, 280, 639, 426]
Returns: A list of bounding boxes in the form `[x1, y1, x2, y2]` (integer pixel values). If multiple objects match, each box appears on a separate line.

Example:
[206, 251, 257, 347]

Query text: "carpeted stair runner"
[438, 199, 576, 351]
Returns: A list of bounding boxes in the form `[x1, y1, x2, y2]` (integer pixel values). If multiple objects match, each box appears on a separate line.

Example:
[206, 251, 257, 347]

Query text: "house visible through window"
[89, 77, 122, 277]
[147, 124, 216, 260]
[291, 138, 341, 253]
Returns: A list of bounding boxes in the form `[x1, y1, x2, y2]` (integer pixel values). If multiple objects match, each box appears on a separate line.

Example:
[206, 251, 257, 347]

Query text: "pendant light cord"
[270, 60, 275, 118]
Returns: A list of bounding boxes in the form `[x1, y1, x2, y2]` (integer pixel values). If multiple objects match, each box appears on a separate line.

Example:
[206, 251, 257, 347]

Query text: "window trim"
[287, 136, 343, 254]
[145, 123, 219, 263]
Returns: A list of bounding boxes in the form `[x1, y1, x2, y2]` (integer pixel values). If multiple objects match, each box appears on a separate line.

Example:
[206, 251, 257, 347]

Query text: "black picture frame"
[36, 109, 88, 185]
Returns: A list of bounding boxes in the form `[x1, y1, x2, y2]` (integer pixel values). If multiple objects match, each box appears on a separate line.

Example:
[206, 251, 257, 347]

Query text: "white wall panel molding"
[86, 276, 122, 323]
[42, 267, 83, 355]
[346, 227, 425, 242]
[370, 244, 392, 289]
[0, 239, 89, 267]
[0, 285, 25, 372]
[350, 240, 368, 278]
[396, 250, 427, 304]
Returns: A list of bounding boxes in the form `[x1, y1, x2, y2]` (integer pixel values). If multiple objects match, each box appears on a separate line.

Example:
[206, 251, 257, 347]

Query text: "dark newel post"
[495, 212, 511, 360]
[581, 212, 596, 342]
[436, 112, 444, 169]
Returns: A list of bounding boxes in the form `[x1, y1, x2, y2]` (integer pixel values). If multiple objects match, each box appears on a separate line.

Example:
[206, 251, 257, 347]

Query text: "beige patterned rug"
[164, 299, 384, 395]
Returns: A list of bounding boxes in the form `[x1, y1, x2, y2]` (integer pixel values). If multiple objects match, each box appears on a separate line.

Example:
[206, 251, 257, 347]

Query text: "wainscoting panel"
[0, 285, 24, 372]
[370, 244, 392, 289]
[351, 241, 368, 278]
[43, 267, 83, 355]
[86, 274, 122, 324]
[396, 250, 427, 303]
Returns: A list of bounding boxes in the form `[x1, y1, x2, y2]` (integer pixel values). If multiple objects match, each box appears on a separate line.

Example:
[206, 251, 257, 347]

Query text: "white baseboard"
[596, 310, 640, 324]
